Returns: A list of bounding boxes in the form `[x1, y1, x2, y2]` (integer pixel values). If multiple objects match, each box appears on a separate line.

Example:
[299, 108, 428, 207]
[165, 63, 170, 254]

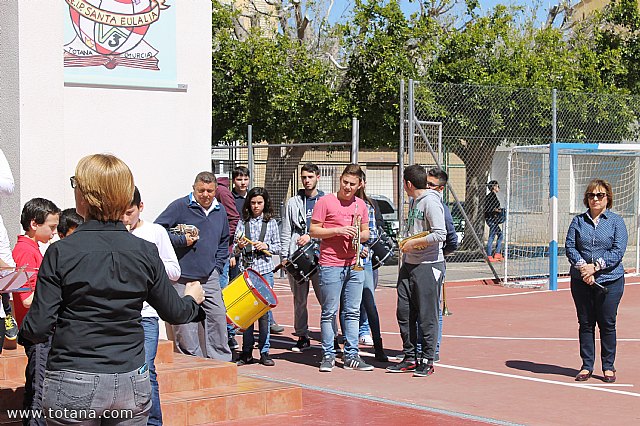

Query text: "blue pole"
[549, 143, 558, 291]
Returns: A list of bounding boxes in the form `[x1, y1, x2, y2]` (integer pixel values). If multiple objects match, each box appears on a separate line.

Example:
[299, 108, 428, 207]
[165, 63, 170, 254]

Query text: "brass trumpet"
[169, 224, 199, 238]
[352, 214, 364, 271]
[442, 282, 452, 316]
[398, 231, 431, 251]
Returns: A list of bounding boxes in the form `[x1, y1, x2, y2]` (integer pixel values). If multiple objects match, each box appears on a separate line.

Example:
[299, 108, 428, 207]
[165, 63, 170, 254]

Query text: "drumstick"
[272, 259, 289, 273]
[240, 236, 272, 257]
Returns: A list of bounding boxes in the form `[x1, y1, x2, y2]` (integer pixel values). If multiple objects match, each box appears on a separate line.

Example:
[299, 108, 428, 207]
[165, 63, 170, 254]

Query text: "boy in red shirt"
[12, 199, 60, 326]
[13, 198, 59, 425]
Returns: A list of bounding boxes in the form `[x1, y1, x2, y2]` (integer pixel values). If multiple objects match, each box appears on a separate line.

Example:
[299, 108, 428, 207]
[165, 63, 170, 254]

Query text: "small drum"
[285, 241, 319, 283]
[222, 268, 278, 332]
[370, 232, 394, 270]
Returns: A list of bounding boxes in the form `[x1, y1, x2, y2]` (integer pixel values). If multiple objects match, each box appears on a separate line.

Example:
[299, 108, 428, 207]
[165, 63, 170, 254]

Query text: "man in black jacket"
[484, 180, 503, 262]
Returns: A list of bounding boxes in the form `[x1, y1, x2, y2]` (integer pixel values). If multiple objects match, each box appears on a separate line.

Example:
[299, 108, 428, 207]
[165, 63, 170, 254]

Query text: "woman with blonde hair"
[566, 179, 627, 383]
[19, 154, 205, 425]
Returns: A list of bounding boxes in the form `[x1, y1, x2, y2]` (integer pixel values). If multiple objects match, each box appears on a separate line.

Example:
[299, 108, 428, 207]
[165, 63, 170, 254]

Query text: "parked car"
[370, 194, 399, 239]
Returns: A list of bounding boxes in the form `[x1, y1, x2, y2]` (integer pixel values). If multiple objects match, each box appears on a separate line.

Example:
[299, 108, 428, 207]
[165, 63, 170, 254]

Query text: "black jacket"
[19, 220, 204, 373]
[484, 191, 501, 220]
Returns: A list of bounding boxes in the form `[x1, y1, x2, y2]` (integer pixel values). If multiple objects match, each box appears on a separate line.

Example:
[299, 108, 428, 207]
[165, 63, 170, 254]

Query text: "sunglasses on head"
[587, 192, 607, 200]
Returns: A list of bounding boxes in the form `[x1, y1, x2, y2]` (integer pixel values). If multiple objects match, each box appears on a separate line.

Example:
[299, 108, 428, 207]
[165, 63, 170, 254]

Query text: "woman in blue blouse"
[565, 179, 627, 383]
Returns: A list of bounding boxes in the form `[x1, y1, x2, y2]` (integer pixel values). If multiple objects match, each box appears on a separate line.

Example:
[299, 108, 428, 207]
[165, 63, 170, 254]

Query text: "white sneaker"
[359, 335, 374, 346]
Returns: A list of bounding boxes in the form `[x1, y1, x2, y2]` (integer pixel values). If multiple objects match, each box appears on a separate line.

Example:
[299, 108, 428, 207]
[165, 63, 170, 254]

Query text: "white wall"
[0, 0, 212, 237]
[0, 1, 22, 241]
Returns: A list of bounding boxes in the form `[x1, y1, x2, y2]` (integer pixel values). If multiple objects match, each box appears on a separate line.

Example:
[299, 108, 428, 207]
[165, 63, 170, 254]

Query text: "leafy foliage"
[212, 1, 350, 144]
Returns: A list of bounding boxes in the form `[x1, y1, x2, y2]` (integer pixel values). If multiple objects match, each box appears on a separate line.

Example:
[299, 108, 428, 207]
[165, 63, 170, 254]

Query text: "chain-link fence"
[212, 138, 355, 221]
[403, 80, 640, 286]
[212, 124, 407, 285]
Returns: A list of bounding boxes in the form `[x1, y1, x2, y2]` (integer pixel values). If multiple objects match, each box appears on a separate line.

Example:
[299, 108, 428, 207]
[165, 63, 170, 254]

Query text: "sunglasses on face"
[587, 192, 607, 200]
[427, 181, 442, 189]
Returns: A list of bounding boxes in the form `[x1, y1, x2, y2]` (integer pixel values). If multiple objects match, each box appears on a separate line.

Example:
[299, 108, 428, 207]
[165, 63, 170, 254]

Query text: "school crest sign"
[63, 0, 177, 88]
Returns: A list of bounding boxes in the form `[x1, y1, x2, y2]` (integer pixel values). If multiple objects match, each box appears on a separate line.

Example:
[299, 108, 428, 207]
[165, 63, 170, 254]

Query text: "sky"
[328, 0, 550, 23]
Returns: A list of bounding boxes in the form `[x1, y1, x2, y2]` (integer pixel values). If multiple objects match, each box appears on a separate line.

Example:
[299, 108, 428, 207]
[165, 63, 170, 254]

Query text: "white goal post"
[505, 143, 640, 290]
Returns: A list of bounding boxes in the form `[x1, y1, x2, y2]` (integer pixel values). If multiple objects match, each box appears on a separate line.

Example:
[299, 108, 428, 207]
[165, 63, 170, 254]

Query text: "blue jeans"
[220, 260, 230, 289]
[486, 219, 503, 256]
[319, 266, 364, 359]
[43, 366, 151, 425]
[436, 295, 443, 356]
[358, 267, 379, 337]
[142, 317, 162, 426]
[355, 263, 382, 341]
[220, 260, 238, 339]
[571, 275, 624, 372]
[242, 272, 273, 355]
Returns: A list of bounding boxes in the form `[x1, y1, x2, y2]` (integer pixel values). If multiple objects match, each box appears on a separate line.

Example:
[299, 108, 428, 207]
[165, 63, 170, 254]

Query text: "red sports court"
[222, 274, 640, 425]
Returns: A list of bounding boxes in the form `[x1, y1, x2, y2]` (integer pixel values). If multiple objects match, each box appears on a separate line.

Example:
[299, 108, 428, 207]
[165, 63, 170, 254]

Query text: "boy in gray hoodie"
[280, 163, 325, 351]
[387, 164, 447, 377]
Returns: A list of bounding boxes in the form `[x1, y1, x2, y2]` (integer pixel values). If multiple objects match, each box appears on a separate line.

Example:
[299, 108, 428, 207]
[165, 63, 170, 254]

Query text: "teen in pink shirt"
[310, 164, 371, 372]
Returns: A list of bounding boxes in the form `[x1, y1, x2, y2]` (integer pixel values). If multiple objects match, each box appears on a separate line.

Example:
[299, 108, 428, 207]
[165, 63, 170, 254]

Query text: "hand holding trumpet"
[169, 224, 200, 246]
[335, 225, 359, 238]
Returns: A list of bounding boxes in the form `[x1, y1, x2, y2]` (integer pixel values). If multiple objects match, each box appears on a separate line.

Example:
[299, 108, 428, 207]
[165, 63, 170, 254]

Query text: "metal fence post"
[247, 124, 254, 188]
[351, 117, 359, 164]
[408, 79, 415, 166]
[399, 80, 405, 240]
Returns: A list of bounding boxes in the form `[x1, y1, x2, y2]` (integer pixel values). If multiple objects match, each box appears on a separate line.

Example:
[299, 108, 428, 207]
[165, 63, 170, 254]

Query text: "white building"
[0, 1, 212, 240]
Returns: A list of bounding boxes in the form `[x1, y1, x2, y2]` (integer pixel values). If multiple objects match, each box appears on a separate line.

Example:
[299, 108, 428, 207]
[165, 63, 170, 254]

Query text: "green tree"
[211, 1, 349, 209]
[417, 4, 634, 251]
[338, 0, 448, 148]
[592, 0, 640, 94]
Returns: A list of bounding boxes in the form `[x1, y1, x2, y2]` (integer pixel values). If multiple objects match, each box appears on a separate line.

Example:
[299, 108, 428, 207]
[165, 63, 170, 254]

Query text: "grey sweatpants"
[288, 272, 321, 338]
[396, 261, 445, 363]
[171, 270, 231, 362]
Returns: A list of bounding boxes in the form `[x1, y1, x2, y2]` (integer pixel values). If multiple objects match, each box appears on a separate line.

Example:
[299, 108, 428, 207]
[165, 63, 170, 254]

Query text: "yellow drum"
[222, 268, 278, 332]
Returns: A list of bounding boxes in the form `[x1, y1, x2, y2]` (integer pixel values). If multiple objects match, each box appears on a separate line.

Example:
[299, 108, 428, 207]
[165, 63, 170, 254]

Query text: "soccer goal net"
[505, 143, 640, 289]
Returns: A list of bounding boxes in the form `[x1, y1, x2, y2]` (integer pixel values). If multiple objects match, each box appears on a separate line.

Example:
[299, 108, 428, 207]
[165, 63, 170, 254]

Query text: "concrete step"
[0, 412, 22, 426]
[156, 339, 175, 364]
[0, 347, 26, 382]
[0, 379, 24, 411]
[161, 376, 303, 425]
[157, 353, 237, 392]
[0, 340, 303, 424]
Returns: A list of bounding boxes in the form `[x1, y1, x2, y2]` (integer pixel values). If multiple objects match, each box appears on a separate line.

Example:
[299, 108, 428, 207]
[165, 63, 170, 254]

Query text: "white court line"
[268, 337, 637, 397]
[441, 334, 640, 342]
[579, 383, 634, 387]
[465, 281, 640, 299]
[465, 289, 567, 299]
[436, 364, 639, 397]
[273, 325, 640, 342]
